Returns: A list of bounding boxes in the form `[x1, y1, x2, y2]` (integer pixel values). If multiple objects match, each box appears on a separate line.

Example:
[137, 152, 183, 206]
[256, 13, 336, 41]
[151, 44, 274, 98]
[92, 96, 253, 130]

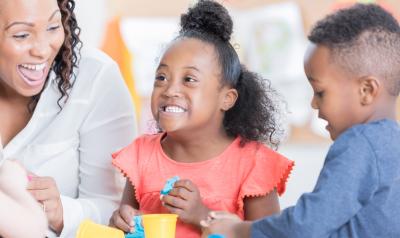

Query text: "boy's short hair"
[308, 4, 400, 96]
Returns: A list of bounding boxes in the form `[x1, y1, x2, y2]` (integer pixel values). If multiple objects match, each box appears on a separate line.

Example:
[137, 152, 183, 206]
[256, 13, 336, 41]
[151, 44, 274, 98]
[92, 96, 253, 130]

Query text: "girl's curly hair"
[29, 0, 81, 112]
[178, 0, 283, 148]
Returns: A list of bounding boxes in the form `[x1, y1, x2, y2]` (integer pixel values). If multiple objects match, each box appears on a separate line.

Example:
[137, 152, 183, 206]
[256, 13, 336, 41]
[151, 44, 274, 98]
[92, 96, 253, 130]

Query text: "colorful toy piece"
[142, 214, 178, 238]
[160, 176, 180, 195]
[208, 234, 225, 238]
[125, 216, 145, 238]
[76, 219, 124, 238]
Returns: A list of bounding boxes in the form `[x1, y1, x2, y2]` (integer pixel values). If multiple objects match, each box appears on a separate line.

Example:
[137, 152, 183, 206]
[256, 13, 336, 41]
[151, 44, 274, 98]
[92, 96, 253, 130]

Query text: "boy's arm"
[252, 134, 378, 238]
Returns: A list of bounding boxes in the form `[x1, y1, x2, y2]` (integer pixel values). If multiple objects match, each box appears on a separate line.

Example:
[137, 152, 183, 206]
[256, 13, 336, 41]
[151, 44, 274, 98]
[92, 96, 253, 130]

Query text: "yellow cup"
[142, 214, 178, 238]
[76, 219, 124, 238]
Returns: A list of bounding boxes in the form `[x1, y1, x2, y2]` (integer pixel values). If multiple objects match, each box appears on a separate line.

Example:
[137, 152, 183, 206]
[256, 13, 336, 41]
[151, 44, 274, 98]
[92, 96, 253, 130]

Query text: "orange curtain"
[101, 17, 141, 118]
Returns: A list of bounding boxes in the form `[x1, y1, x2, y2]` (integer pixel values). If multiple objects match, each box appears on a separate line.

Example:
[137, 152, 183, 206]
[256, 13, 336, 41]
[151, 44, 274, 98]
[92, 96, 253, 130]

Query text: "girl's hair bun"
[180, 0, 233, 42]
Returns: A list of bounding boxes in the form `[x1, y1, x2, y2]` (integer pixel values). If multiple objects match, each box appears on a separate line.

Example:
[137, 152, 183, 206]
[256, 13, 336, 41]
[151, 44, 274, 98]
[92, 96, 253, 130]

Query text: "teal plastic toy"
[160, 176, 180, 195]
[208, 234, 225, 238]
[125, 216, 145, 238]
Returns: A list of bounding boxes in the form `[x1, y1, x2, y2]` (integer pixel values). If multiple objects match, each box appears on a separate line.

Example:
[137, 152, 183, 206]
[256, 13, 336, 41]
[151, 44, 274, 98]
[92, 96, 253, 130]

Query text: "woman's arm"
[58, 55, 137, 237]
[244, 189, 280, 220]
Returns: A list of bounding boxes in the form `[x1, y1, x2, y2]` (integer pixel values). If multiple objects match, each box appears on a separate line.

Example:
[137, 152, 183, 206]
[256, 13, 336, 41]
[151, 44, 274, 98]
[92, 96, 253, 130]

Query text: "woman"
[0, 0, 137, 237]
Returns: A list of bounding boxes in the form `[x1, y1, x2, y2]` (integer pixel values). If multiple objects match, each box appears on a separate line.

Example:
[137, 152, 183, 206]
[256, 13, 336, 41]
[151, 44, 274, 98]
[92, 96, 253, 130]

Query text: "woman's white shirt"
[2, 47, 137, 237]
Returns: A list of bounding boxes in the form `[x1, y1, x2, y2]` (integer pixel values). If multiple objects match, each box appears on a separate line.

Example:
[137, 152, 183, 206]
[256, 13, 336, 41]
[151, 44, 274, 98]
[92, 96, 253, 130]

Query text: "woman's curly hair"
[178, 0, 283, 148]
[29, 0, 81, 112]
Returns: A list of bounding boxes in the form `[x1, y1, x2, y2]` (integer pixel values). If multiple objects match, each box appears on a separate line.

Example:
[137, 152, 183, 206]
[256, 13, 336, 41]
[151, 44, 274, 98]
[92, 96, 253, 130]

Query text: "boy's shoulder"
[340, 119, 399, 144]
[329, 119, 399, 162]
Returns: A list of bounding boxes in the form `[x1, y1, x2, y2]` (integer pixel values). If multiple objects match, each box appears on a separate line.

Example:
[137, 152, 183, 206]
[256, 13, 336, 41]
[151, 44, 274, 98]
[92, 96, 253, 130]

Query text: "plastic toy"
[160, 176, 180, 195]
[125, 216, 145, 238]
[76, 219, 124, 238]
[142, 214, 178, 238]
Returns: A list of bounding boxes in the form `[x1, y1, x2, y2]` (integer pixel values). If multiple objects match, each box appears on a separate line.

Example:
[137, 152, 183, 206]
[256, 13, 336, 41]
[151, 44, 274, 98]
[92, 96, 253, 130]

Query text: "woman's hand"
[109, 204, 142, 233]
[161, 179, 210, 228]
[200, 211, 251, 238]
[27, 174, 63, 234]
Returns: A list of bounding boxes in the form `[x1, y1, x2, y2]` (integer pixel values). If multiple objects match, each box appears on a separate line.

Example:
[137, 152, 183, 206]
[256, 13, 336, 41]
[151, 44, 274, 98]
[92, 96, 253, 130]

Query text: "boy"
[201, 4, 400, 238]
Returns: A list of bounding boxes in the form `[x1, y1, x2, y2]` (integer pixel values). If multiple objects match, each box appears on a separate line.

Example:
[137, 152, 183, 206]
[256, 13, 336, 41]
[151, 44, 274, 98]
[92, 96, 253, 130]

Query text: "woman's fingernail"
[27, 175, 32, 181]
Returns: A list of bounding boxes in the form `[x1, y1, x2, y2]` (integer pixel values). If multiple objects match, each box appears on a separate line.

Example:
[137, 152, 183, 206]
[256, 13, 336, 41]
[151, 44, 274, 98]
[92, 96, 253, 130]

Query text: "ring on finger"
[41, 200, 46, 212]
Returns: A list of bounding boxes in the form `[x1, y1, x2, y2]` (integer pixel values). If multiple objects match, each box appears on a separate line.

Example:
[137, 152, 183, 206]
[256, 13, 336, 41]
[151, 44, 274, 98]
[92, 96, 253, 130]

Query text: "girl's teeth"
[164, 106, 185, 113]
[20, 63, 46, 71]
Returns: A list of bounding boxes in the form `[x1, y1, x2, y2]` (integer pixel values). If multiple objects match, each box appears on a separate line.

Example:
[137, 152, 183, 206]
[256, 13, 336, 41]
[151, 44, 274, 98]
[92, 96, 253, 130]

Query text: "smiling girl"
[110, 1, 293, 238]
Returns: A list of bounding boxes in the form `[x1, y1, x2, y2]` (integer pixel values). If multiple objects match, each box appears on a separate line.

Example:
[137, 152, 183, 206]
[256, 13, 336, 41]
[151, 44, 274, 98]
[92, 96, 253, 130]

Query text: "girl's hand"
[109, 204, 141, 233]
[161, 179, 210, 227]
[27, 174, 63, 235]
[200, 211, 251, 238]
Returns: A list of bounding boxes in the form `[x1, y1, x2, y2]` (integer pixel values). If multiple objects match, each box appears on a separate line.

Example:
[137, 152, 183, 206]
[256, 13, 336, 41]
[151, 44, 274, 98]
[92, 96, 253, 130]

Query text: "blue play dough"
[125, 216, 145, 238]
[160, 176, 180, 195]
[125, 176, 180, 238]
[125, 233, 144, 238]
[208, 235, 225, 238]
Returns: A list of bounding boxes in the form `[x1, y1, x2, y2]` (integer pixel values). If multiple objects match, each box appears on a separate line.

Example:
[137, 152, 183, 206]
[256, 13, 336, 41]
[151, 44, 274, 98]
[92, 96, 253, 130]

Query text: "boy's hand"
[200, 211, 251, 238]
[161, 179, 210, 227]
[109, 204, 141, 233]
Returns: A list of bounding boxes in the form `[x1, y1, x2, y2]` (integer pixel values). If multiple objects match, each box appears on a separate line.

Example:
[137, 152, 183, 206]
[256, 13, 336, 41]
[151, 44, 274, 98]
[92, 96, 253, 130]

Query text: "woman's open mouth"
[17, 62, 47, 86]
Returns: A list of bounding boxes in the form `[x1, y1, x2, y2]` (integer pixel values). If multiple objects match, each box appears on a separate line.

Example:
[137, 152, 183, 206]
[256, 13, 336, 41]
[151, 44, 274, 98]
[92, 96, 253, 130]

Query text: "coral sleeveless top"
[113, 134, 294, 238]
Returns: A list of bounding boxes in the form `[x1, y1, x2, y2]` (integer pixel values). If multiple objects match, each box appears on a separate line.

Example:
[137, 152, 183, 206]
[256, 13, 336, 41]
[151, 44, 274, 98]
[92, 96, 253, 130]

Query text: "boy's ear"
[221, 88, 238, 111]
[358, 76, 380, 105]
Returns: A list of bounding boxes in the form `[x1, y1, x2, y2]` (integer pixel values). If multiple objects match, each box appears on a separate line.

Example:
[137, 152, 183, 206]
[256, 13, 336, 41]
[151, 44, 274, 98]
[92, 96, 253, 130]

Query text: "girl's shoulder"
[135, 133, 163, 144]
[225, 139, 293, 176]
[112, 133, 163, 184]
[232, 139, 282, 160]
[120, 133, 163, 154]
[231, 140, 294, 212]
[235, 140, 293, 184]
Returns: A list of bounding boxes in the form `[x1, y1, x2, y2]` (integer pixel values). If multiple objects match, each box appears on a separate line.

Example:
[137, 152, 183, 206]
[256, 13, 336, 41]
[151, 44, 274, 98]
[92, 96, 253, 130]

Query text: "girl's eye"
[155, 75, 166, 81]
[47, 25, 61, 31]
[13, 33, 29, 39]
[184, 76, 196, 83]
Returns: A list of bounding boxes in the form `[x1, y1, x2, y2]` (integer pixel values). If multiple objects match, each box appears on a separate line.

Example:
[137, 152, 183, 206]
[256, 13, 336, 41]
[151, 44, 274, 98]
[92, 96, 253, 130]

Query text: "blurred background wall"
[74, 0, 400, 208]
